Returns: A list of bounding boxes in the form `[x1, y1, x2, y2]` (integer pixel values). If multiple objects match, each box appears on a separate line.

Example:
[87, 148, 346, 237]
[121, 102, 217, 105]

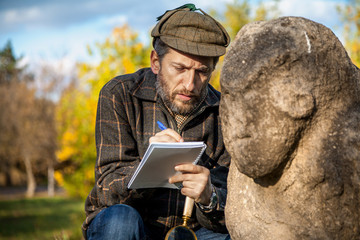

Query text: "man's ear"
[150, 50, 160, 74]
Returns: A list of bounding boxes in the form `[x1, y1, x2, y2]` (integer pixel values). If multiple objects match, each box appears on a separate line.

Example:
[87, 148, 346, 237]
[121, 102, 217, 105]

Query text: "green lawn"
[0, 197, 85, 240]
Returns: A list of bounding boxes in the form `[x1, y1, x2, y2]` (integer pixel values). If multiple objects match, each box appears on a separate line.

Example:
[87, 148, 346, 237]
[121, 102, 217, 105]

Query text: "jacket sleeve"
[84, 80, 146, 225]
[195, 147, 231, 233]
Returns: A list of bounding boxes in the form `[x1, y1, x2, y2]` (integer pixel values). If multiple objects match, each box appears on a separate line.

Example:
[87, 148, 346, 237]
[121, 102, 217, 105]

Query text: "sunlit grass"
[0, 197, 84, 240]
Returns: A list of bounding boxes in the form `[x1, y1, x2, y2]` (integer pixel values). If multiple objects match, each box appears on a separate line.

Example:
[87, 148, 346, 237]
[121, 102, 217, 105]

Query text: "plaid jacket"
[82, 68, 231, 239]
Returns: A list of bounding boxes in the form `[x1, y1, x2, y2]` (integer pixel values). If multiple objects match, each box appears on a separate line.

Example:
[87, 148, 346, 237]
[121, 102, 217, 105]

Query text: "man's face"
[151, 48, 214, 114]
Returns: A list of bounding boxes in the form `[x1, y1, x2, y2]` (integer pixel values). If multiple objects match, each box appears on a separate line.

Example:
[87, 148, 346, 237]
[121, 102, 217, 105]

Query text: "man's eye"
[198, 69, 209, 76]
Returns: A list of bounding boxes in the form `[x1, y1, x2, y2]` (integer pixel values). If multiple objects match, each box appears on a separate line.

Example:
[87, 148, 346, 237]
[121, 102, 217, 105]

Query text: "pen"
[157, 121, 167, 131]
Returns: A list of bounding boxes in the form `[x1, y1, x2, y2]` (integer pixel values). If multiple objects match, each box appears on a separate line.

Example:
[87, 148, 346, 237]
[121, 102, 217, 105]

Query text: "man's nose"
[184, 70, 196, 91]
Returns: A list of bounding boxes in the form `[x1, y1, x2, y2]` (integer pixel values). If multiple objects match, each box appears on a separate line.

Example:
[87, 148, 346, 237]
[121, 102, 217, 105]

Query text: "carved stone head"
[220, 17, 359, 179]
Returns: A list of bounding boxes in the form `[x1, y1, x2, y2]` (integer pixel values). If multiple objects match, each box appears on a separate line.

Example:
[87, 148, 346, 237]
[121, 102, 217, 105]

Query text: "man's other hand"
[169, 163, 212, 205]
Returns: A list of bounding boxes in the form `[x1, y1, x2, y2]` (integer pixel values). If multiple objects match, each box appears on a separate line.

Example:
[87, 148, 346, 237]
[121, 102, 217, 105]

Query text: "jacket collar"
[129, 68, 220, 107]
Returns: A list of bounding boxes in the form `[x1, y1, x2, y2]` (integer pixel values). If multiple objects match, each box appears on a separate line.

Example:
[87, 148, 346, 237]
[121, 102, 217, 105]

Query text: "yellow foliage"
[85, 168, 93, 180]
[338, 0, 360, 67]
[56, 146, 77, 162]
[63, 130, 76, 143]
[210, 0, 279, 90]
[56, 23, 151, 199]
[54, 170, 64, 186]
[57, 130, 78, 161]
[123, 57, 136, 74]
[112, 25, 137, 42]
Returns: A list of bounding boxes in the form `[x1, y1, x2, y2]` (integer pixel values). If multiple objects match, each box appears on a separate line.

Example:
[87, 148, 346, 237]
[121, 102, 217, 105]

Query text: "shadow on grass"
[0, 197, 85, 240]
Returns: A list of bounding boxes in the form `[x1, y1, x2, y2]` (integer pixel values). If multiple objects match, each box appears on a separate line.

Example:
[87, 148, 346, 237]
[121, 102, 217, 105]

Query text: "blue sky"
[0, 0, 349, 70]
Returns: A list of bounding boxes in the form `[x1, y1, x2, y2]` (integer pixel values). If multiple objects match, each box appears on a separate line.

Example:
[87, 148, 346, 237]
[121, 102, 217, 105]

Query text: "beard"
[156, 71, 208, 115]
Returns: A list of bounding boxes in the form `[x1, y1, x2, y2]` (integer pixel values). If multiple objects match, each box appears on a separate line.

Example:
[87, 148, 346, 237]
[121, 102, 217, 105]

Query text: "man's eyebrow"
[171, 62, 187, 67]
[172, 62, 210, 70]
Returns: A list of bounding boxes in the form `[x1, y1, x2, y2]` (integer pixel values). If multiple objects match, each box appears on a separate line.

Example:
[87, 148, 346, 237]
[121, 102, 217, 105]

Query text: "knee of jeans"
[106, 204, 143, 224]
[94, 205, 144, 231]
[87, 204, 145, 239]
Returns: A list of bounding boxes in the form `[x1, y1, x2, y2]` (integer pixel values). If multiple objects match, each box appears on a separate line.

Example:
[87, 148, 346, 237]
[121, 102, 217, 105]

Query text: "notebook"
[127, 142, 207, 189]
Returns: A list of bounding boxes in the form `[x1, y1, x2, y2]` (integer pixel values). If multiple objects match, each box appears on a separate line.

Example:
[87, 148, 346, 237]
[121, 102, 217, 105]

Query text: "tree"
[338, 0, 360, 67]
[34, 61, 72, 197]
[0, 80, 39, 197]
[0, 41, 58, 198]
[56, 24, 151, 199]
[209, 0, 279, 90]
[0, 40, 24, 84]
[0, 41, 36, 195]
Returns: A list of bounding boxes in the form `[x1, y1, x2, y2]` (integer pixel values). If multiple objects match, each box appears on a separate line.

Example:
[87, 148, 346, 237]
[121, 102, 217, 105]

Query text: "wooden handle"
[183, 196, 195, 218]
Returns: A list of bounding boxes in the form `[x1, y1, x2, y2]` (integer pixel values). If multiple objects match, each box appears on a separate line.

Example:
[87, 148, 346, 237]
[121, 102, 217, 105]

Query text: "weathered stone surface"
[220, 17, 360, 240]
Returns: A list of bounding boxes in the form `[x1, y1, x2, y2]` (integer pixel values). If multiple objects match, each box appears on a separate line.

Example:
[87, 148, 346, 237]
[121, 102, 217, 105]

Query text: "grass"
[0, 197, 85, 240]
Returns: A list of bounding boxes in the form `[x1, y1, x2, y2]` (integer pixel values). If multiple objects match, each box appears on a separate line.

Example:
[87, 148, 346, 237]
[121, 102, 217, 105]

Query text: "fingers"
[175, 163, 204, 173]
[169, 164, 212, 204]
[169, 164, 208, 184]
[149, 129, 184, 143]
[169, 171, 208, 187]
[181, 174, 212, 204]
[171, 175, 205, 200]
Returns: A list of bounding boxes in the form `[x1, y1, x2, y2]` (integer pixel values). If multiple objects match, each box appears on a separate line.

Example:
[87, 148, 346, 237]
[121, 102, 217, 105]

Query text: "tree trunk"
[48, 160, 55, 197]
[24, 155, 36, 198]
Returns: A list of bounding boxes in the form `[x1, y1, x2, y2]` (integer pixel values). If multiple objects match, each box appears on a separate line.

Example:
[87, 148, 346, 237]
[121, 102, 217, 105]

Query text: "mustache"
[173, 89, 198, 97]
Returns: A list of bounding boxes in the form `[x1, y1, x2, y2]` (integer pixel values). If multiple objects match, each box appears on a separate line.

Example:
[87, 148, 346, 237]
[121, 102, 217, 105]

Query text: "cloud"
[2, 6, 46, 31]
[277, 0, 344, 28]
[0, 0, 145, 32]
[4, 7, 41, 23]
[0, 0, 231, 32]
[101, 15, 127, 26]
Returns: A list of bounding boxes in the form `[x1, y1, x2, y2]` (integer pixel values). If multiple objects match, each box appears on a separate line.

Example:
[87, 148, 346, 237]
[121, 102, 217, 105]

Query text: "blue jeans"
[86, 204, 230, 240]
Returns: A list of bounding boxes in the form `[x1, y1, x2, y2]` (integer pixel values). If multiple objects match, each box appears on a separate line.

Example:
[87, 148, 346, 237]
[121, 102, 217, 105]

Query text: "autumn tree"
[209, 0, 279, 89]
[338, 0, 360, 67]
[34, 61, 73, 196]
[56, 25, 151, 199]
[0, 41, 36, 195]
[0, 83, 33, 189]
[0, 41, 58, 197]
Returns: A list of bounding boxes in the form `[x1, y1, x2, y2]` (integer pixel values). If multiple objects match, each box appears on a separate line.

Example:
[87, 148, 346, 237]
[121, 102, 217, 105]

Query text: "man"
[83, 4, 231, 240]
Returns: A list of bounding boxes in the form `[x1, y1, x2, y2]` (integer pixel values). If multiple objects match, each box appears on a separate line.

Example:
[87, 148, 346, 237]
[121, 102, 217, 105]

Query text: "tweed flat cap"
[151, 5, 230, 57]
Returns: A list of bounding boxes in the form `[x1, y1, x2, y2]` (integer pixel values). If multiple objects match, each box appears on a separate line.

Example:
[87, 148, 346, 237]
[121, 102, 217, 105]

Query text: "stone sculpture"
[220, 17, 360, 239]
